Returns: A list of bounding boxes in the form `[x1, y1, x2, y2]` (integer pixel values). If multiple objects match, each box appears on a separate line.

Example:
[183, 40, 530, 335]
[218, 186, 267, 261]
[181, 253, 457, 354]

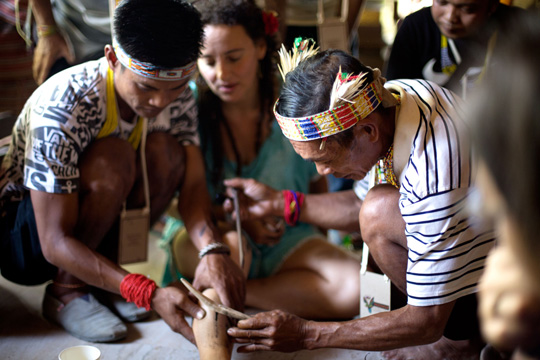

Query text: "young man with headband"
[0, 0, 244, 344]
[225, 42, 493, 359]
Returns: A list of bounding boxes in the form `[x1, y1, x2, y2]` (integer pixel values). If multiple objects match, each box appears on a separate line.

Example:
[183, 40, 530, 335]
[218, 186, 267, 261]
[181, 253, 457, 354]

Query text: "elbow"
[40, 238, 61, 267]
[420, 321, 445, 344]
[405, 305, 448, 345]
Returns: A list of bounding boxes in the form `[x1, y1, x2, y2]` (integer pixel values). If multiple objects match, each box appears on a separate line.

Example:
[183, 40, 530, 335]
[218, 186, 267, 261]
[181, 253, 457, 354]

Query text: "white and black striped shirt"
[387, 79, 494, 306]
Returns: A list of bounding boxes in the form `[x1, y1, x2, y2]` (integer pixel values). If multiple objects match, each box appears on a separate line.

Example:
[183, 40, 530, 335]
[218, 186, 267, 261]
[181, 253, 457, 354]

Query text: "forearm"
[300, 190, 361, 232]
[45, 234, 128, 293]
[179, 193, 221, 250]
[304, 306, 442, 351]
[30, 0, 57, 27]
[177, 145, 222, 250]
[263, 188, 361, 232]
[31, 190, 128, 293]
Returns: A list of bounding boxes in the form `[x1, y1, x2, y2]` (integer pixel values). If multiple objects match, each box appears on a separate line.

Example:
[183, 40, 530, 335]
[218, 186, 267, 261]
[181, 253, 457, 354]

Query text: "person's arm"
[178, 145, 246, 311]
[228, 301, 455, 352]
[31, 190, 126, 292]
[30, 0, 75, 84]
[31, 189, 204, 343]
[224, 178, 362, 232]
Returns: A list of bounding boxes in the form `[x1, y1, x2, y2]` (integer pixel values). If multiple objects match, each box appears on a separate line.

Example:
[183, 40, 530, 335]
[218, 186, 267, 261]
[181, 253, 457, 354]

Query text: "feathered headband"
[274, 38, 397, 142]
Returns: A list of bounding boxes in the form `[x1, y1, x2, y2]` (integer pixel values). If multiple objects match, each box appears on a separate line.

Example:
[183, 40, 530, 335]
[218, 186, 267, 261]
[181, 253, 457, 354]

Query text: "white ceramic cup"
[58, 345, 101, 360]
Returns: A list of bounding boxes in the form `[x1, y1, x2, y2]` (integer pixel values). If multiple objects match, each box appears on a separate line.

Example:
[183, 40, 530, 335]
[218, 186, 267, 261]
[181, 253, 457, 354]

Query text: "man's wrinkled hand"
[227, 310, 308, 353]
[223, 178, 282, 221]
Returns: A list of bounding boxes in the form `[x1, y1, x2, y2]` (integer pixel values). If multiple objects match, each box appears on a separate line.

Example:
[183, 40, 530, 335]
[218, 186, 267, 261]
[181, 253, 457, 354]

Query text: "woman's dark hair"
[470, 12, 540, 277]
[277, 49, 374, 147]
[194, 0, 279, 192]
[114, 0, 203, 68]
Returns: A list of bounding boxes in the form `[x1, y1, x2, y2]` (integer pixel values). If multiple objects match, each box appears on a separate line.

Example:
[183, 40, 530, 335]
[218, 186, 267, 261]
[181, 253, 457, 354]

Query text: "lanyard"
[98, 67, 144, 150]
[440, 32, 497, 80]
[100, 66, 150, 212]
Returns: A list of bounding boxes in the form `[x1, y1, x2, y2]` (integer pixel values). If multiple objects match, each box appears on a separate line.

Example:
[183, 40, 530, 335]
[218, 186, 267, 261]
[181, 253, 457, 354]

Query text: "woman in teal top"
[162, 0, 361, 320]
[203, 119, 322, 279]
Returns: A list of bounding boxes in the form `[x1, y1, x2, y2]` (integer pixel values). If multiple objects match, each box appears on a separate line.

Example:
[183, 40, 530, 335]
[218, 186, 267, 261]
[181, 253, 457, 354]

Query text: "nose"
[215, 59, 230, 82]
[315, 162, 333, 176]
[445, 6, 459, 23]
[149, 91, 175, 108]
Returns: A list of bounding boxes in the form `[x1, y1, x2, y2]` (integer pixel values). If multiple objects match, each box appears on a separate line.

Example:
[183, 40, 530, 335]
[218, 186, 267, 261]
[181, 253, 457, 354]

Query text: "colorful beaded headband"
[113, 40, 196, 81]
[274, 38, 391, 141]
[274, 76, 382, 141]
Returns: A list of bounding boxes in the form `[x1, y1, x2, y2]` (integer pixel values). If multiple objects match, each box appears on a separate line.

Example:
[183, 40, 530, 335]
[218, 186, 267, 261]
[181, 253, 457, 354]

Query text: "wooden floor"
[0, 230, 382, 360]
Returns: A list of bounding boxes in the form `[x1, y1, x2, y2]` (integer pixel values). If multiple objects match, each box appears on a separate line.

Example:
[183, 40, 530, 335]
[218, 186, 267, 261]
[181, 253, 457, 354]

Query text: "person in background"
[384, 0, 526, 98]
[469, 11, 540, 360]
[0, 0, 36, 118]
[225, 45, 493, 359]
[29, 0, 288, 86]
[0, 0, 245, 345]
[30, 0, 111, 85]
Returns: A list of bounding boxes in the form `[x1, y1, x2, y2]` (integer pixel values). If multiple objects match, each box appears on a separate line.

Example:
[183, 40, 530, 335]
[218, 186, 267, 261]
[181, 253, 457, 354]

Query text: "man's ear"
[355, 122, 379, 143]
[104, 45, 120, 71]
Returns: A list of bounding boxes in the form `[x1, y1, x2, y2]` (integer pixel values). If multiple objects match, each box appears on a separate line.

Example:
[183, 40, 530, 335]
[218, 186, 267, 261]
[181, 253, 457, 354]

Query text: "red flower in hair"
[262, 10, 279, 36]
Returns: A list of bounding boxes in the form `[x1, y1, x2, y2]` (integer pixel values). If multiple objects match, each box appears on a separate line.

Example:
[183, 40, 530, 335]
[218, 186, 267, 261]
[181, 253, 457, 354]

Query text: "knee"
[79, 137, 136, 198]
[146, 132, 186, 189]
[359, 184, 400, 248]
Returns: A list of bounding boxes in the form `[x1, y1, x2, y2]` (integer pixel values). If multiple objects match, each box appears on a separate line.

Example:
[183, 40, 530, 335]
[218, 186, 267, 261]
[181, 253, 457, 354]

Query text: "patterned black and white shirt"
[0, 57, 199, 202]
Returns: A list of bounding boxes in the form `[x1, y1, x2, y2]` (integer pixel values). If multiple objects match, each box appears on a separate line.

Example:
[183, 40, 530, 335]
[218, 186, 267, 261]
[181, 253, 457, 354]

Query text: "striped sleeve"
[392, 80, 495, 306]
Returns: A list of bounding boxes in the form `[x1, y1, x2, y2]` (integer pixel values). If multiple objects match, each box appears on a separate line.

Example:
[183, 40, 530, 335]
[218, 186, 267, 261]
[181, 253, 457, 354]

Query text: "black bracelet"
[198, 242, 231, 259]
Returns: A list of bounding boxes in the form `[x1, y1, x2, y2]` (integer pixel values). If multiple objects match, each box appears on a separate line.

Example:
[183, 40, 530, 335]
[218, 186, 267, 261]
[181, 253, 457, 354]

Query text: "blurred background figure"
[31, 0, 111, 85]
[0, 0, 36, 124]
[383, 0, 527, 98]
[469, 10, 540, 360]
[0, 0, 112, 140]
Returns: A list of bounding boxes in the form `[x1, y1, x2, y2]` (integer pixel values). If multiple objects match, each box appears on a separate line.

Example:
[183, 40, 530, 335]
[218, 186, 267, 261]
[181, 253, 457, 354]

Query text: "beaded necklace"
[376, 145, 398, 188]
[375, 94, 400, 188]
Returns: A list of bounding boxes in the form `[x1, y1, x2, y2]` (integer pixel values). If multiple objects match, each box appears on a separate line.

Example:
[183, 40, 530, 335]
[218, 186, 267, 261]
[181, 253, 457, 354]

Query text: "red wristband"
[282, 190, 305, 226]
[120, 273, 157, 311]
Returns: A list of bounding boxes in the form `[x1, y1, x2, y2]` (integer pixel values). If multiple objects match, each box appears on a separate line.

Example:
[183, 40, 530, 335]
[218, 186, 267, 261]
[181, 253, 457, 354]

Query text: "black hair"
[277, 49, 374, 147]
[114, 0, 204, 68]
[194, 0, 279, 193]
[470, 11, 540, 276]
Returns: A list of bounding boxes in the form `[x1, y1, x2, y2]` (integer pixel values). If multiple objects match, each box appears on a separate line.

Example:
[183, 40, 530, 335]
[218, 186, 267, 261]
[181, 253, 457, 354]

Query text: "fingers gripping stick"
[181, 279, 250, 320]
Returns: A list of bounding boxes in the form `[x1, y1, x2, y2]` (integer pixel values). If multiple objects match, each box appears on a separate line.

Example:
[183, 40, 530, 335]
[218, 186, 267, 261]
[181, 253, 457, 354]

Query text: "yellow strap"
[97, 67, 144, 150]
[440, 32, 497, 81]
[441, 34, 448, 48]
[440, 35, 457, 76]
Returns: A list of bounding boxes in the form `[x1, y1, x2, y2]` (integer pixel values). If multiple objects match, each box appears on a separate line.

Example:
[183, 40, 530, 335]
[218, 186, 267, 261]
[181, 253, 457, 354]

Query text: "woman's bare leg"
[246, 238, 361, 319]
